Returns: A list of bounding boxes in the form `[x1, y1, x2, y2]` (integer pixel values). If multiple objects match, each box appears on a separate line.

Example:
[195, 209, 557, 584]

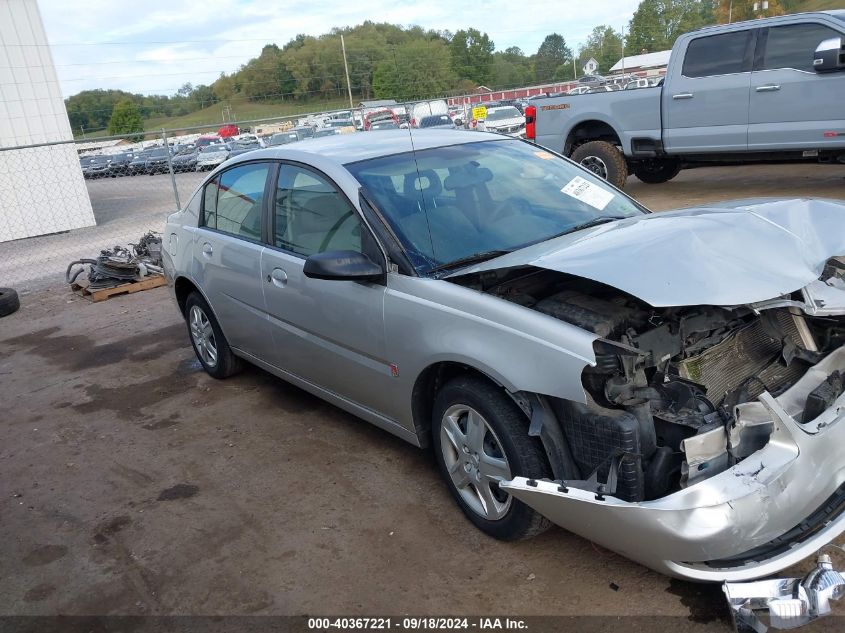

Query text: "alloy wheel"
[439, 405, 512, 520]
[189, 305, 218, 368]
[579, 155, 609, 180]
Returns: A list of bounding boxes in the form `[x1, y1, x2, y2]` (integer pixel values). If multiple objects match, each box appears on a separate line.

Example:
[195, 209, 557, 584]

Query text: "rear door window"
[202, 162, 270, 241]
[683, 30, 754, 77]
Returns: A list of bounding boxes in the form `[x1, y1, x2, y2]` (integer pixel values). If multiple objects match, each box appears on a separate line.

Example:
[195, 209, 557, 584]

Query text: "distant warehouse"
[608, 50, 672, 77]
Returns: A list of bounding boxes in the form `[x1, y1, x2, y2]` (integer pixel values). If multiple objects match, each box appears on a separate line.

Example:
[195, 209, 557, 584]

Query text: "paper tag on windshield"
[561, 176, 614, 211]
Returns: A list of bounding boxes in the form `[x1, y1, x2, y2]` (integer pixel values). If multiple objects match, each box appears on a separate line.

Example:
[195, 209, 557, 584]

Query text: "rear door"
[662, 28, 755, 153]
[749, 21, 845, 150]
[259, 163, 396, 416]
[192, 162, 274, 357]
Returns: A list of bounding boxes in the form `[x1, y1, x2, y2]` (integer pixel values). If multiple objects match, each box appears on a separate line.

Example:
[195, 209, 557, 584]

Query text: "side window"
[202, 163, 270, 240]
[762, 23, 841, 72]
[274, 165, 363, 257]
[683, 31, 753, 77]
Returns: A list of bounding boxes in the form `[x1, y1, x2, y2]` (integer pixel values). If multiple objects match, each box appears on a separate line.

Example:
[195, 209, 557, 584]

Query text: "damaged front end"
[451, 257, 845, 599]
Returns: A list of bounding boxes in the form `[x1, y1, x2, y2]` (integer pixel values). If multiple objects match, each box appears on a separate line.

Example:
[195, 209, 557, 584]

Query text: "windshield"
[200, 145, 226, 153]
[149, 149, 168, 158]
[347, 139, 644, 274]
[485, 107, 521, 121]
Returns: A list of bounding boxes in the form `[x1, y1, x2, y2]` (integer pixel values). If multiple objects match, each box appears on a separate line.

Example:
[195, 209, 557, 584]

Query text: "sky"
[37, 0, 641, 98]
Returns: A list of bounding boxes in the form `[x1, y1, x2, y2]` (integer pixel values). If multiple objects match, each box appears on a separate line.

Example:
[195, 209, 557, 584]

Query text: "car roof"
[223, 129, 505, 166]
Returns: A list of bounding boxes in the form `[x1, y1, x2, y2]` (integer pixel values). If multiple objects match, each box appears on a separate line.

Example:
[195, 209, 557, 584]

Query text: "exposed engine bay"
[455, 263, 845, 502]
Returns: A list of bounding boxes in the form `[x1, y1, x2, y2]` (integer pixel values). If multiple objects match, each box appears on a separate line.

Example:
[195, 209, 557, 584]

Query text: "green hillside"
[792, 0, 845, 10]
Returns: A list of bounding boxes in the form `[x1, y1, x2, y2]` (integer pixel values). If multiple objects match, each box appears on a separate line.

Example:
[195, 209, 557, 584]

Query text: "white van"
[409, 100, 448, 127]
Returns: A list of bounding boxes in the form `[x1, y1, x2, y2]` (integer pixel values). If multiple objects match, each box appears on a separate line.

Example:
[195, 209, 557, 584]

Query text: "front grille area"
[678, 310, 807, 402]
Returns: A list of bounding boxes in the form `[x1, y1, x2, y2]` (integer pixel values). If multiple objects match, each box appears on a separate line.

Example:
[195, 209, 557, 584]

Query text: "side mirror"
[303, 250, 383, 282]
[814, 37, 845, 72]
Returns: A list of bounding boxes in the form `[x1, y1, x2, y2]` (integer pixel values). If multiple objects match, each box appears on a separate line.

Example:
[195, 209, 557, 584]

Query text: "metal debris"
[66, 231, 163, 290]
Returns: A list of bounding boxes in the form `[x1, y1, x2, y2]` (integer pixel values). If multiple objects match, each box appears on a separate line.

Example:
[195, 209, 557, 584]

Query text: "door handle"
[268, 267, 288, 287]
[672, 93, 694, 100]
[755, 84, 781, 92]
[201, 243, 213, 257]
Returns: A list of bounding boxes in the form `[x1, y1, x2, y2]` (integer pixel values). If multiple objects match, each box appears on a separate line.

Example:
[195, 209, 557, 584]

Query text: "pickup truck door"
[749, 22, 845, 150]
[662, 29, 755, 153]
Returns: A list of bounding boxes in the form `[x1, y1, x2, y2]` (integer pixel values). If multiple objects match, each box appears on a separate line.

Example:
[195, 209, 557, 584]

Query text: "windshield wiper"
[545, 216, 627, 241]
[429, 249, 512, 274]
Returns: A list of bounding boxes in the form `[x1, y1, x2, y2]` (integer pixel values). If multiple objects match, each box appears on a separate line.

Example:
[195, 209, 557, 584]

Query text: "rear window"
[683, 30, 753, 77]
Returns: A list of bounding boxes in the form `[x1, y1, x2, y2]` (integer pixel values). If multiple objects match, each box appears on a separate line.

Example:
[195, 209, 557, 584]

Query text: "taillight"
[525, 105, 536, 140]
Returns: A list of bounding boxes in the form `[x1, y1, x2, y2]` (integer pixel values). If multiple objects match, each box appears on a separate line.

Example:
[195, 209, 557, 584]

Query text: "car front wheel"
[432, 375, 552, 541]
[184, 291, 242, 379]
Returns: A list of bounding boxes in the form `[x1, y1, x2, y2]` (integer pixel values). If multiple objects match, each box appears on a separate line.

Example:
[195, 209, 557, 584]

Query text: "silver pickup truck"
[526, 11, 845, 188]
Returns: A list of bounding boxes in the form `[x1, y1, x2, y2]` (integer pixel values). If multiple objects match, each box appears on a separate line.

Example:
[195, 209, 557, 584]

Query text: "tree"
[535, 34, 573, 83]
[715, 0, 784, 23]
[449, 28, 495, 85]
[373, 39, 457, 101]
[578, 25, 624, 74]
[627, 0, 716, 53]
[107, 99, 144, 140]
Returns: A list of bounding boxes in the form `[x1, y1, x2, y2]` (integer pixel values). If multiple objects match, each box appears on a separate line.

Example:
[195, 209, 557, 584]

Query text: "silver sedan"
[163, 130, 845, 613]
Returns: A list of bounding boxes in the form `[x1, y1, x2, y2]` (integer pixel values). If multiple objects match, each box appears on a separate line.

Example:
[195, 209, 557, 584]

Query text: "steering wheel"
[489, 197, 531, 224]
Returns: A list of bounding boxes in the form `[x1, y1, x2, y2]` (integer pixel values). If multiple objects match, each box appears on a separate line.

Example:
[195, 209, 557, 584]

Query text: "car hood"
[448, 198, 845, 307]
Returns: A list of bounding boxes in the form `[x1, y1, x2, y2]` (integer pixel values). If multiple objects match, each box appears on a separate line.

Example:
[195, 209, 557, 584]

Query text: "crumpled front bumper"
[500, 346, 845, 582]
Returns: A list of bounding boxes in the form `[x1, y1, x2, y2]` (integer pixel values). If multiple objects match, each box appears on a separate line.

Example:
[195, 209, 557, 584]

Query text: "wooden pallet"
[71, 274, 167, 302]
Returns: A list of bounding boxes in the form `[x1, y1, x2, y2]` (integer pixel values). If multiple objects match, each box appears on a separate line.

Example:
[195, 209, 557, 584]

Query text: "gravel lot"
[1, 163, 845, 630]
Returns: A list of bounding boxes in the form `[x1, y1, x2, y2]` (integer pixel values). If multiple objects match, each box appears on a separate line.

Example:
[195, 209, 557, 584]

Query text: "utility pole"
[728, 0, 733, 23]
[341, 34, 354, 111]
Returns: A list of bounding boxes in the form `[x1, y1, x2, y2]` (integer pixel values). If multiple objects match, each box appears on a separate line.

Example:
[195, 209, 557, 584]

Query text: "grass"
[75, 96, 353, 139]
[794, 0, 845, 10]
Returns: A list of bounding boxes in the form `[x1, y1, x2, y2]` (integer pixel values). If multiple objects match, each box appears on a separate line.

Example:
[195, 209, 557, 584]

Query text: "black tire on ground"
[184, 291, 243, 379]
[0, 288, 20, 318]
[432, 374, 552, 541]
[570, 140, 629, 189]
[632, 158, 682, 184]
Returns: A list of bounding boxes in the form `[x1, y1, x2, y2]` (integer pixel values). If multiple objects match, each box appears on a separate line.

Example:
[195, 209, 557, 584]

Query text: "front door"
[192, 162, 273, 358]
[662, 29, 755, 153]
[749, 21, 845, 150]
[260, 163, 396, 416]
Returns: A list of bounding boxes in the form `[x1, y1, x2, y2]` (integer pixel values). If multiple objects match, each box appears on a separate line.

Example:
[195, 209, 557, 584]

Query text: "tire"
[184, 291, 243, 379]
[432, 375, 552, 541]
[632, 158, 682, 184]
[570, 140, 628, 189]
[0, 288, 20, 317]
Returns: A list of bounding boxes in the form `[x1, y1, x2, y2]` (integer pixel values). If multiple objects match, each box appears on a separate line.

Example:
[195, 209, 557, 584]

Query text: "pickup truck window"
[683, 30, 753, 77]
[762, 23, 841, 72]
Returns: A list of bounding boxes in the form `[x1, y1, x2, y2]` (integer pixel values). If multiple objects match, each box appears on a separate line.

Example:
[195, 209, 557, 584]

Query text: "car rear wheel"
[632, 158, 682, 184]
[185, 292, 242, 379]
[570, 140, 628, 189]
[432, 375, 552, 541]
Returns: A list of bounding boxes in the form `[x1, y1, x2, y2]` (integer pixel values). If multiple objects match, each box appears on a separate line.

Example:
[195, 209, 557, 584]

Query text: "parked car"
[291, 126, 316, 140]
[227, 140, 262, 158]
[418, 114, 455, 130]
[79, 155, 96, 177]
[364, 108, 398, 130]
[171, 147, 199, 173]
[267, 131, 302, 147]
[195, 134, 221, 148]
[409, 100, 449, 128]
[127, 150, 154, 176]
[86, 155, 112, 179]
[527, 11, 845, 188]
[195, 144, 230, 171]
[314, 128, 342, 138]
[369, 120, 399, 131]
[107, 152, 134, 176]
[567, 86, 592, 95]
[587, 85, 620, 93]
[164, 131, 845, 627]
[145, 147, 173, 175]
[625, 78, 652, 90]
[578, 74, 605, 84]
[476, 106, 525, 136]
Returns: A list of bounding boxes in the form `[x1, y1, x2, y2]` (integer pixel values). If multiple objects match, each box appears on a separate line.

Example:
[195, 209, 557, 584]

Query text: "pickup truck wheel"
[432, 375, 552, 541]
[632, 158, 682, 184]
[570, 141, 628, 189]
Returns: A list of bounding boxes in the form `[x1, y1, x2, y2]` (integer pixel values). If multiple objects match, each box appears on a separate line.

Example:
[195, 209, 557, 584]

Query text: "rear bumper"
[501, 346, 845, 582]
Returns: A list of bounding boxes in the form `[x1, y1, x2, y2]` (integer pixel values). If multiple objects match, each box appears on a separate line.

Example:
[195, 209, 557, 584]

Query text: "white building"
[608, 50, 672, 76]
[0, 0, 96, 243]
[582, 57, 599, 75]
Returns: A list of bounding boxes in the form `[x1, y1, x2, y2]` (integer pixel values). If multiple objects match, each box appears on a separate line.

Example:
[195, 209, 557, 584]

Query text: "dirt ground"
[2, 163, 845, 630]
